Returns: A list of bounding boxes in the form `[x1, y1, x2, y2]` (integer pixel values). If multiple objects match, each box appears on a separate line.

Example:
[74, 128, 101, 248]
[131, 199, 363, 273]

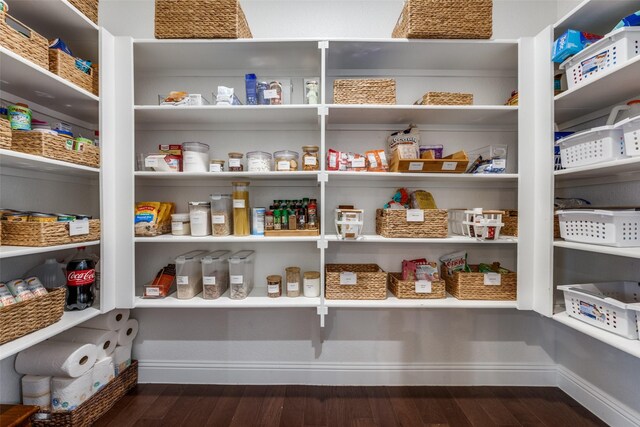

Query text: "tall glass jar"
[285, 266, 301, 297]
[302, 146, 320, 171]
[232, 181, 250, 236]
[210, 194, 233, 236]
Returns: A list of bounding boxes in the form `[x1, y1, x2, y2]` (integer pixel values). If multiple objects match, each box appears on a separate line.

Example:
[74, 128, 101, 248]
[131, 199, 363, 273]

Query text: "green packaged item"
[440, 251, 471, 275]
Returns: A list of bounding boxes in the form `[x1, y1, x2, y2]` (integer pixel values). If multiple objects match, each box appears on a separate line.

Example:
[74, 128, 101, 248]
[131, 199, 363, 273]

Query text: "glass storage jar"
[285, 266, 301, 297]
[274, 150, 299, 171]
[182, 142, 210, 172]
[210, 194, 233, 236]
[228, 152, 244, 171]
[303, 271, 320, 297]
[232, 181, 250, 236]
[302, 145, 319, 171]
[189, 201, 211, 236]
[171, 213, 191, 236]
[267, 275, 282, 298]
[246, 151, 272, 172]
[210, 159, 225, 172]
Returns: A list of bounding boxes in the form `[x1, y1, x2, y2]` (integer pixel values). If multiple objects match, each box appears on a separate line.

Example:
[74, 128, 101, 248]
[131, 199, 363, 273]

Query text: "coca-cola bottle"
[65, 247, 95, 310]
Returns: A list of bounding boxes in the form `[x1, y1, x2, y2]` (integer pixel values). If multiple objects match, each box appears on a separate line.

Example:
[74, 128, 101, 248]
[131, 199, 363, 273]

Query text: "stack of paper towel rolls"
[15, 309, 137, 412]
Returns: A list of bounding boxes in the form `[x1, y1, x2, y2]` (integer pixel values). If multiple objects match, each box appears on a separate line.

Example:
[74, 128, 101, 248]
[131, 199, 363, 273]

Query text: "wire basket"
[0, 288, 66, 345]
[325, 264, 387, 300]
[333, 79, 396, 105]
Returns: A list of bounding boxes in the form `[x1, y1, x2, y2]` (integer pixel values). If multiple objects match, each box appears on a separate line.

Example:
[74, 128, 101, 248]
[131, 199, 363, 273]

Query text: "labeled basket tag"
[69, 219, 90, 236]
[415, 280, 432, 294]
[406, 209, 424, 222]
[484, 273, 501, 286]
[408, 162, 423, 171]
[441, 161, 457, 171]
[340, 272, 357, 285]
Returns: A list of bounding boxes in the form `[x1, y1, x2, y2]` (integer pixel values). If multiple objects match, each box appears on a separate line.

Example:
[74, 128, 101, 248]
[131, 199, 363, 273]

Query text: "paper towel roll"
[92, 357, 115, 393]
[50, 327, 118, 359]
[116, 319, 138, 346]
[81, 309, 130, 331]
[113, 345, 132, 375]
[22, 375, 51, 396]
[23, 393, 51, 411]
[16, 341, 97, 378]
[51, 369, 93, 412]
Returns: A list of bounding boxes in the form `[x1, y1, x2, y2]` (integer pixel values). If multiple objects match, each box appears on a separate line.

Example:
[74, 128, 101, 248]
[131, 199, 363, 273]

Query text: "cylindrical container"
[257, 81, 270, 105]
[8, 103, 32, 130]
[246, 151, 272, 172]
[252, 208, 265, 236]
[188, 202, 211, 236]
[171, 213, 191, 236]
[210, 194, 233, 236]
[182, 142, 210, 172]
[232, 182, 250, 236]
[285, 267, 301, 298]
[29, 213, 57, 222]
[269, 81, 283, 105]
[209, 159, 225, 172]
[274, 150, 299, 171]
[302, 145, 320, 171]
[303, 271, 321, 297]
[265, 209, 274, 231]
[7, 279, 36, 302]
[3, 212, 29, 222]
[24, 277, 48, 297]
[228, 152, 244, 171]
[201, 250, 230, 300]
[267, 275, 282, 298]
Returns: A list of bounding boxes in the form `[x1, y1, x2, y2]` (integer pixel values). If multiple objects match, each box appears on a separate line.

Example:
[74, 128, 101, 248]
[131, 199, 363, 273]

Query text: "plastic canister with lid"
[189, 202, 211, 236]
[171, 213, 191, 236]
[210, 194, 232, 236]
[182, 142, 210, 172]
[274, 150, 299, 171]
[8, 103, 32, 130]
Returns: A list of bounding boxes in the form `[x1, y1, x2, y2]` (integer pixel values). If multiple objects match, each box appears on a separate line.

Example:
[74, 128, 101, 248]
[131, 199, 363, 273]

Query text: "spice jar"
[246, 151, 272, 172]
[274, 150, 299, 171]
[210, 194, 233, 236]
[267, 275, 282, 298]
[302, 146, 319, 171]
[210, 159, 225, 172]
[228, 152, 244, 171]
[232, 181, 250, 236]
[189, 202, 211, 236]
[303, 271, 320, 297]
[285, 266, 301, 297]
[171, 213, 191, 236]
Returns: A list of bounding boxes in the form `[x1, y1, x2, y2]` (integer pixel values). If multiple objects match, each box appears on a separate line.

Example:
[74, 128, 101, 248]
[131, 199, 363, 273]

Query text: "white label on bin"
[287, 282, 299, 292]
[415, 280, 432, 294]
[493, 159, 506, 169]
[177, 276, 189, 285]
[304, 157, 317, 166]
[351, 158, 366, 168]
[145, 287, 160, 296]
[408, 162, 423, 171]
[69, 219, 89, 236]
[263, 89, 278, 99]
[484, 273, 501, 286]
[210, 163, 222, 172]
[203, 276, 216, 285]
[233, 199, 245, 209]
[340, 272, 357, 285]
[277, 160, 291, 171]
[230, 275, 243, 285]
[144, 157, 158, 168]
[268, 284, 280, 294]
[406, 209, 424, 223]
[229, 158, 241, 168]
[441, 162, 457, 171]
[171, 221, 183, 231]
[212, 215, 226, 224]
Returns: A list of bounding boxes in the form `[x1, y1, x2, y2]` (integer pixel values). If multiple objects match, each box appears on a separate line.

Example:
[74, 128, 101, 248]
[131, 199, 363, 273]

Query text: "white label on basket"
[408, 162, 423, 171]
[493, 159, 506, 169]
[171, 221, 183, 231]
[176, 276, 188, 285]
[145, 287, 160, 296]
[144, 157, 158, 168]
[484, 273, 501, 286]
[406, 209, 424, 222]
[233, 199, 245, 209]
[287, 282, 299, 292]
[230, 275, 243, 285]
[212, 215, 226, 224]
[351, 158, 366, 168]
[268, 284, 280, 294]
[340, 272, 357, 285]
[203, 276, 216, 285]
[441, 162, 457, 171]
[69, 219, 90, 236]
[415, 280, 432, 294]
[210, 163, 222, 172]
[277, 160, 291, 171]
[579, 300, 606, 322]
[304, 156, 318, 166]
[229, 158, 241, 168]
[263, 89, 278, 99]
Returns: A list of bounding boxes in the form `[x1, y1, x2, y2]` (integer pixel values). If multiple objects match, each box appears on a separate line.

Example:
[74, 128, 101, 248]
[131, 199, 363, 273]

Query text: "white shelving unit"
[0, 241, 101, 260]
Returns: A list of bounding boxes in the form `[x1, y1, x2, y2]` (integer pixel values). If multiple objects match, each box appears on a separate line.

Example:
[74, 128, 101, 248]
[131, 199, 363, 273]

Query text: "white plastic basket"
[448, 209, 504, 240]
[558, 282, 640, 339]
[628, 303, 640, 340]
[560, 27, 640, 90]
[618, 115, 640, 157]
[557, 125, 626, 168]
[557, 209, 640, 247]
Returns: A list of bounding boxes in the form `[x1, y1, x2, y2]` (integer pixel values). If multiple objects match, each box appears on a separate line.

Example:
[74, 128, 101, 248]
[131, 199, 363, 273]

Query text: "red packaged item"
[144, 264, 176, 298]
[366, 150, 388, 172]
[159, 144, 183, 171]
[347, 152, 367, 171]
[402, 258, 439, 281]
[327, 149, 343, 171]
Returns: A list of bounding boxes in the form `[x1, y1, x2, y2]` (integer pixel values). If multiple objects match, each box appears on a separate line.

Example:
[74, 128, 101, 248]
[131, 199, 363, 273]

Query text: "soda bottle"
[65, 247, 95, 310]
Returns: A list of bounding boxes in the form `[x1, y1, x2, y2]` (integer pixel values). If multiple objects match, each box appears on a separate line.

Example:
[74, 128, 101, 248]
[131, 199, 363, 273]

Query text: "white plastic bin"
[558, 282, 640, 339]
[175, 250, 209, 299]
[228, 250, 255, 300]
[201, 250, 230, 300]
[557, 209, 640, 247]
[618, 115, 640, 157]
[628, 303, 640, 341]
[560, 27, 640, 90]
[448, 209, 504, 240]
[557, 125, 626, 168]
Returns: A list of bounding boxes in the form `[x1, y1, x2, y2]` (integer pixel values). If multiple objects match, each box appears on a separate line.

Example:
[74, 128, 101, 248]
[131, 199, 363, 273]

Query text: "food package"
[134, 202, 175, 236]
[215, 86, 242, 105]
[440, 251, 471, 275]
[387, 124, 420, 159]
[419, 144, 443, 159]
[144, 154, 180, 172]
[402, 259, 439, 281]
[366, 150, 388, 172]
[326, 149, 367, 171]
[160, 91, 188, 105]
[144, 264, 176, 298]
[159, 144, 183, 171]
[51, 369, 94, 412]
[613, 10, 640, 31]
[552, 30, 602, 63]
[410, 190, 437, 209]
[113, 345, 132, 375]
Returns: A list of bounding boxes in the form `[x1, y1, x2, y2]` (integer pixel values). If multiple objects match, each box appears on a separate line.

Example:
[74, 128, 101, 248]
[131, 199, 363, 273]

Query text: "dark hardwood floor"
[95, 385, 607, 427]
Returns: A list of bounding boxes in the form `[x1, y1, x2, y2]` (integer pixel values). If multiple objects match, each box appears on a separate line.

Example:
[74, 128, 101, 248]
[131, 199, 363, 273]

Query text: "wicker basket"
[392, 0, 493, 39]
[49, 50, 99, 96]
[0, 117, 11, 149]
[376, 208, 448, 238]
[155, 0, 252, 39]
[68, 0, 99, 24]
[0, 288, 65, 345]
[388, 273, 446, 299]
[32, 361, 138, 427]
[333, 79, 396, 105]
[441, 264, 516, 300]
[92, 63, 100, 96]
[11, 131, 100, 168]
[501, 210, 518, 237]
[0, 11, 49, 69]
[415, 92, 473, 106]
[2, 220, 100, 247]
[325, 264, 387, 300]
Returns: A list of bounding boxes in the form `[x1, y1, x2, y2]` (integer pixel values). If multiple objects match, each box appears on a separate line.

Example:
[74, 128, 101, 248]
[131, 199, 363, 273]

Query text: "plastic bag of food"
[387, 124, 420, 159]
[366, 150, 388, 172]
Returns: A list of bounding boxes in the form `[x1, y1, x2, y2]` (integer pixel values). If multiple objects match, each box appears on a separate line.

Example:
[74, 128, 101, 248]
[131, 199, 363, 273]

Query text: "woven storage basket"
[388, 273, 446, 299]
[501, 210, 518, 237]
[0, 288, 65, 345]
[441, 264, 516, 300]
[0, 117, 11, 149]
[32, 361, 138, 427]
[2, 220, 100, 247]
[333, 79, 396, 105]
[415, 92, 473, 106]
[376, 208, 448, 238]
[392, 0, 492, 39]
[68, 0, 99, 24]
[49, 50, 99, 96]
[11, 131, 100, 168]
[155, 0, 252, 39]
[92, 63, 100, 96]
[0, 11, 48, 69]
[325, 264, 387, 300]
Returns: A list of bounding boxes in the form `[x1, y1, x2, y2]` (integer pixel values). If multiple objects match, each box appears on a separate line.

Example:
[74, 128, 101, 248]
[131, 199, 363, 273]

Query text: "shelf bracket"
[317, 171, 328, 183]
[318, 106, 328, 116]
[317, 305, 328, 328]
[316, 239, 328, 250]
[318, 40, 329, 50]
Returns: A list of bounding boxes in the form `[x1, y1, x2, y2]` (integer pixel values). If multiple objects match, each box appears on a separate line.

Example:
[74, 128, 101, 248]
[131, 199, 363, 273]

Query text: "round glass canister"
[246, 151, 272, 172]
[182, 142, 210, 172]
[274, 150, 299, 171]
[171, 213, 191, 236]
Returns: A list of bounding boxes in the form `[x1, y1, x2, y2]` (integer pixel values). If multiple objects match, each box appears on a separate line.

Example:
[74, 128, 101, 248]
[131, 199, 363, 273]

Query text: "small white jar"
[303, 271, 320, 297]
[171, 213, 191, 236]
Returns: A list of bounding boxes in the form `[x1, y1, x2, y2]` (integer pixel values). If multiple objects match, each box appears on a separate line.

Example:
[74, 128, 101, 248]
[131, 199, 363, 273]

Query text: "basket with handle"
[0, 288, 66, 345]
[0, 11, 48, 69]
[325, 264, 387, 300]
[441, 263, 517, 300]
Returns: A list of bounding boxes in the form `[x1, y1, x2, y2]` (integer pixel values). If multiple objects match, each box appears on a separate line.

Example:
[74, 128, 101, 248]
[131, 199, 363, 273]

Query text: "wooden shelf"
[0, 149, 100, 178]
[0, 241, 100, 259]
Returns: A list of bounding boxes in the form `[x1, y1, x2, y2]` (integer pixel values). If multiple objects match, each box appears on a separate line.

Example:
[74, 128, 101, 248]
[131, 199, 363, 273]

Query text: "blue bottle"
[245, 73, 257, 105]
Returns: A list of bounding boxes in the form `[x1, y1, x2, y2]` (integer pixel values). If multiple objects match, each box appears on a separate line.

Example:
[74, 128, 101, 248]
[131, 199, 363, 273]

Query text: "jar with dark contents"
[267, 275, 282, 298]
[228, 152, 244, 171]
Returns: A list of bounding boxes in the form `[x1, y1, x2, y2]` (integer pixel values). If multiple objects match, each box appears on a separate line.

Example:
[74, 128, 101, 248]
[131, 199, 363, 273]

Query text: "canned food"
[55, 213, 76, 222]
[6, 279, 36, 302]
[29, 213, 57, 223]
[72, 214, 92, 220]
[25, 277, 48, 297]
[3, 212, 29, 222]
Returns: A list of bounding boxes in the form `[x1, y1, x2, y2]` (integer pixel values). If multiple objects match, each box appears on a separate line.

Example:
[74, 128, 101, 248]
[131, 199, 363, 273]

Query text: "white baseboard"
[557, 366, 640, 427]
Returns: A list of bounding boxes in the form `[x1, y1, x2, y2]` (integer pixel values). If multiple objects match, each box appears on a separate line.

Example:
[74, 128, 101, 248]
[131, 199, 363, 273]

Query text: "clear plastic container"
[189, 202, 211, 236]
[246, 151, 272, 172]
[232, 181, 250, 236]
[228, 250, 255, 299]
[175, 250, 209, 299]
[228, 152, 244, 171]
[182, 142, 210, 172]
[302, 146, 319, 171]
[210, 194, 233, 236]
[274, 150, 299, 171]
[171, 213, 191, 236]
[201, 250, 230, 300]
